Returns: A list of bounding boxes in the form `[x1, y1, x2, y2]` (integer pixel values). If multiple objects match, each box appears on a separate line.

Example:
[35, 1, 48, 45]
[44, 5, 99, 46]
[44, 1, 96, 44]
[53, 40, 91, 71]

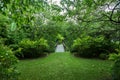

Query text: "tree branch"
[109, 1, 120, 24]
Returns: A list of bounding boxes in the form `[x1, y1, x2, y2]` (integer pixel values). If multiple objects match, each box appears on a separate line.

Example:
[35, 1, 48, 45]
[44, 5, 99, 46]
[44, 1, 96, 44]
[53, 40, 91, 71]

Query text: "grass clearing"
[17, 52, 113, 80]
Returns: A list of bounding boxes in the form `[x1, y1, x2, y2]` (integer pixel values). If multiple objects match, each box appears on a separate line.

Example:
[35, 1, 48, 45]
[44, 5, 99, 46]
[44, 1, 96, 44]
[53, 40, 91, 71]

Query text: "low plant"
[109, 53, 120, 61]
[99, 53, 108, 60]
[0, 44, 19, 80]
[71, 35, 114, 58]
[17, 38, 49, 58]
[108, 48, 120, 80]
[112, 58, 120, 80]
[109, 49, 120, 61]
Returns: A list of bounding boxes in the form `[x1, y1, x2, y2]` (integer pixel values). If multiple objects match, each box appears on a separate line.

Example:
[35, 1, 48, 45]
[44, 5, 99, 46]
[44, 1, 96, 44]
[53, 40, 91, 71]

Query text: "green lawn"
[17, 52, 113, 80]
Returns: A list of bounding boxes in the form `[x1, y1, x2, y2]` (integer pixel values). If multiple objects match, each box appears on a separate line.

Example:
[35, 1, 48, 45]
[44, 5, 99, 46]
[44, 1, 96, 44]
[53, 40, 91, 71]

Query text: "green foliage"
[0, 0, 119, 79]
[109, 54, 120, 61]
[17, 38, 49, 58]
[6, 29, 27, 45]
[10, 22, 17, 31]
[0, 44, 19, 80]
[109, 47, 120, 80]
[109, 49, 120, 61]
[57, 34, 64, 41]
[37, 24, 63, 52]
[112, 58, 120, 80]
[0, 13, 8, 38]
[0, 38, 6, 44]
[56, 34, 64, 44]
[99, 53, 108, 60]
[71, 35, 113, 58]
[65, 25, 82, 50]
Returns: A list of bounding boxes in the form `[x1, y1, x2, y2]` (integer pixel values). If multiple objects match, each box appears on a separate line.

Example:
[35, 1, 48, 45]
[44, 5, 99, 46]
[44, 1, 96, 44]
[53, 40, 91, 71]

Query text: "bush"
[109, 49, 120, 61]
[9, 44, 19, 51]
[109, 48, 120, 80]
[37, 24, 63, 52]
[64, 25, 81, 50]
[71, 35, 113, 58]
[0, 13, 8, 38]
[17, 38, 49, 58]
[109, 53, 120, 61]
[56, 34, 64, 44]
[112, 58, 120, 80]
[99, 53, 108, 60]
[0, 45, 19, 80]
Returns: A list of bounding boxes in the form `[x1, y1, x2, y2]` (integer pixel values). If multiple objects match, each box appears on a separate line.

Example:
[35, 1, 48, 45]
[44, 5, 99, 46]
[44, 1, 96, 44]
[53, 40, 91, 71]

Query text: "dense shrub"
[108, 45, 120, 80]
[56, 34, 64, 44]
[64, 25, 81, 50]
[112, 58, 120, 80]
[6, 29, 27, 45]
[109, 53, 120, 61]
[9, 44, 19, 51]
[109, 49, 120, 61]
[99, 53, 108, 60]
[0, 14, 8, 38]
[0, 45, 19, 80]
[16, 38, 49, 58]
[37, 24, 63, 52]
[71, 35, 114, 58]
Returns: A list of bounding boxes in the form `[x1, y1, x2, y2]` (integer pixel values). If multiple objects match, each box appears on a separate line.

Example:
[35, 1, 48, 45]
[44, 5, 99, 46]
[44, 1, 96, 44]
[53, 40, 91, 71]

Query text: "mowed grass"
[17, 52, 113, 80]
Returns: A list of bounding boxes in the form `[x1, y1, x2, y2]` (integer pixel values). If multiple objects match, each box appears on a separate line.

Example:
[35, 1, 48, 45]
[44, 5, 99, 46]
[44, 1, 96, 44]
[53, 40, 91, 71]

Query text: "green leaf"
[10, 22, 16, 31]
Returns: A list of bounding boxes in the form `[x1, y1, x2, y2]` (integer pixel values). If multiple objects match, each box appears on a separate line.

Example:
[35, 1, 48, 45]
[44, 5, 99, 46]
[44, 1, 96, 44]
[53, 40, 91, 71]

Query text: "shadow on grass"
[18, 53, 48, 60]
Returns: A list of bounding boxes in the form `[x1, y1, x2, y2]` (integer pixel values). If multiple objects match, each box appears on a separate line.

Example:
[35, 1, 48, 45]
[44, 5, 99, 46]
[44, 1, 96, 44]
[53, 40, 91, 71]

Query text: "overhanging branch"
[109, 1, 120, 24]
